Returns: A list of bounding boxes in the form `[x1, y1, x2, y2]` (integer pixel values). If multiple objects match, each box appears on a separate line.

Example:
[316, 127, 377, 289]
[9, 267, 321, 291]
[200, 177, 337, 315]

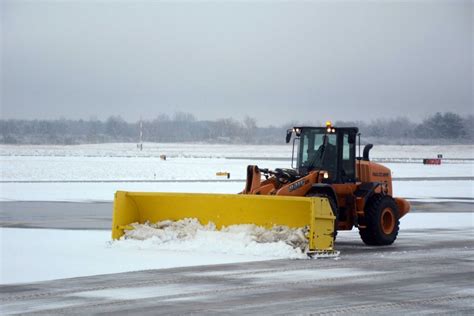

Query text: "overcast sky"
[1, 0, 472, 126]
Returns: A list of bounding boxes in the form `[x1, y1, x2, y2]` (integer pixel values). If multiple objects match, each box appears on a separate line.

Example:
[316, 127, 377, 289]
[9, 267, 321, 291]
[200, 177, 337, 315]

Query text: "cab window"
[341, 133, 355, 181]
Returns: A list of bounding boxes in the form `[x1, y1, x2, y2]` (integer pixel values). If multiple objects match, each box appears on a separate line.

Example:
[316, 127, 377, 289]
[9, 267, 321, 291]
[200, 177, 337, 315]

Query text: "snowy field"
[1, 156, 473, 182]
[0, 228, 279, 284]
[1, 143, 473, 182]
[1, 213, 472, 284]
[1, 180, 473, 202]
[0, 144, 473, 202]
[2, 143, 473, 159]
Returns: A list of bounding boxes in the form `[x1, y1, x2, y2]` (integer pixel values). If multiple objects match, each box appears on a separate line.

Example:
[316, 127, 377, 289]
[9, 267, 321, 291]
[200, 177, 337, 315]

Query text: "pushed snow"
[113, 219, 308, 259]
[0, 227, 303, 285]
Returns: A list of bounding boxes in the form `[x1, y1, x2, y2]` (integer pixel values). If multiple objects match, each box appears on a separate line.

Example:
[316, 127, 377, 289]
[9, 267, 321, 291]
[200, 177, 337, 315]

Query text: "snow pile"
[111, 219, 309, 259]
[1, 228, 288, 284]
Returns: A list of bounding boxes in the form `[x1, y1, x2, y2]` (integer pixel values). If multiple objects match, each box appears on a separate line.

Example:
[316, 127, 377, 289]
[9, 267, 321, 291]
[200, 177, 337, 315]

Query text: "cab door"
[332, 130, 358, 228]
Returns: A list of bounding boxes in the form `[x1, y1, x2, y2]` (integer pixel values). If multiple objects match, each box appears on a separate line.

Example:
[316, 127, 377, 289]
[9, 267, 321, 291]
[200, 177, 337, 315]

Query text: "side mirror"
[286, 129, 293, 143]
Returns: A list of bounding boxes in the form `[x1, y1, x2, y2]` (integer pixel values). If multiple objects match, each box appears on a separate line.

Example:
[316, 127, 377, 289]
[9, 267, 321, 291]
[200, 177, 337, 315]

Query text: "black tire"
[359, 195, 400, 246]
[306, 193, 338, 240]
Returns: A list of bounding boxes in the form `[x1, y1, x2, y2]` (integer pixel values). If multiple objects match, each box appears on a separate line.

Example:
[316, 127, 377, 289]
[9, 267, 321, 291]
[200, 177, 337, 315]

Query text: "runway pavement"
[0, 200, 472, 230]
[1, 226, 473, 315]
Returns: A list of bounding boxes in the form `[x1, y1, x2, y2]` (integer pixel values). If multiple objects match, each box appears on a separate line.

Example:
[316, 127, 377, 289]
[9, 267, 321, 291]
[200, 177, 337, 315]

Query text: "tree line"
[0, 112, 472, 145]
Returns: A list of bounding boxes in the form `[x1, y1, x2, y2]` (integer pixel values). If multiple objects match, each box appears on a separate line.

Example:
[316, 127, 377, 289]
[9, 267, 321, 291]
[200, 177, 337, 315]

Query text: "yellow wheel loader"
[112, 122, 410, 256]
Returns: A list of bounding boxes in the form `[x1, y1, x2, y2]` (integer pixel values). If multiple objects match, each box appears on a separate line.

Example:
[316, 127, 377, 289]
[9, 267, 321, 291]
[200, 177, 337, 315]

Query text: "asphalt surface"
[0, 200, 472, 230]
[1, 227, 473, 315]
[0, 201, 112, 230]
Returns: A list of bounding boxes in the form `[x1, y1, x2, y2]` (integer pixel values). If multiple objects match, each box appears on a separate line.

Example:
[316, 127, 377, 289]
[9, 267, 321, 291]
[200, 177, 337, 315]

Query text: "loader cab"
[288, 125, 358, 183]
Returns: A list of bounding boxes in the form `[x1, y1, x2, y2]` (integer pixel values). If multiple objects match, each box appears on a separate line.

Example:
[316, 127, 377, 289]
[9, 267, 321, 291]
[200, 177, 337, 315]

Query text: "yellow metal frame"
[112, 191, 335, 252]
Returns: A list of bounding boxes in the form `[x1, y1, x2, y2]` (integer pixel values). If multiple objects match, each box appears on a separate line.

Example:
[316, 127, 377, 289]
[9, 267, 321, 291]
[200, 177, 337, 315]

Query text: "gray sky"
[1, 0, 472, 126]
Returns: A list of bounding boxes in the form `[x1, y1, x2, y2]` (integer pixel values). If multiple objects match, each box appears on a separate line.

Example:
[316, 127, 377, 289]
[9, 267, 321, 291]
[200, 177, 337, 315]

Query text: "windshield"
[297, 128, 337, 176]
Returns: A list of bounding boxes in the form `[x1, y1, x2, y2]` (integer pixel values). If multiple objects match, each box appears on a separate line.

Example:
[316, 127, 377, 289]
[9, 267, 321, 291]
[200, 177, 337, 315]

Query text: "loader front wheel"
[359, 195, 399, 246]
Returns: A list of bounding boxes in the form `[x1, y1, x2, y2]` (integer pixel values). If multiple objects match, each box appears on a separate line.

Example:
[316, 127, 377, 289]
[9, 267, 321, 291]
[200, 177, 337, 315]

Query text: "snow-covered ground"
[1, 213, 472, 285]
[1, 156, 278, 181]
[1, 156, 473, 182]
[1, 143, 473, 159]
[0, 144, 472, 202]
[1, 143, 473, 181]
[0, 228, 277, 285]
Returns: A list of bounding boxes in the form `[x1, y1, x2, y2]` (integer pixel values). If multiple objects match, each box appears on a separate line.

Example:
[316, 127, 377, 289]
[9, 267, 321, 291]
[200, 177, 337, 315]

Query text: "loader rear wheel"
[359, 195, 399, 246]
[306, 193, 338, 240]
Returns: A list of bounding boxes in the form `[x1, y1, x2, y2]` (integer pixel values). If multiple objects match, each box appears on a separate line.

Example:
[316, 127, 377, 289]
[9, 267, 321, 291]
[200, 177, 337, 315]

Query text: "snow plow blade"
[112, 191, 336, 253]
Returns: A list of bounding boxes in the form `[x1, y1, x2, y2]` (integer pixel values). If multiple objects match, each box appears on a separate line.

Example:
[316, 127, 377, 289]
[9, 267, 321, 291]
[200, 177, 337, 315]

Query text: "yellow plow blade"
[112, 191, 335, 253]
